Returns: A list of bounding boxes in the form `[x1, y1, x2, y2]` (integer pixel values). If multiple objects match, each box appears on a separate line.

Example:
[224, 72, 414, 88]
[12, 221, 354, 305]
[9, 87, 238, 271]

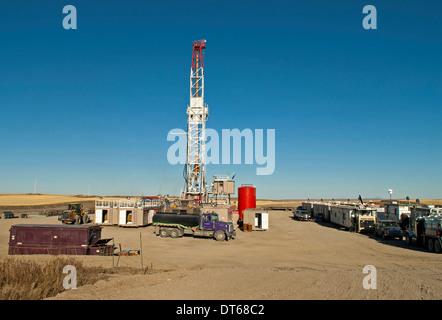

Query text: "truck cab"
[201, 213, 235, 241]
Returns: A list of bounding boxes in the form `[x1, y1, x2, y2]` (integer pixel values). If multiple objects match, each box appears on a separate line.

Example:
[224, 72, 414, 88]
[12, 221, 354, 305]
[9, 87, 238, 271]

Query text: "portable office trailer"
[330, 205, 352, 229]
[119, 207, 157, 227]
[95, 207, 119, 225]
[8, 224, 113, 256]
[95, 200, 160, 227]
[329, 205, 377, 232]
[302, 202, 315, 216]
[384, 203, 412, 222]
[312, 203, 333, 221]
[243, 209, 269, 231]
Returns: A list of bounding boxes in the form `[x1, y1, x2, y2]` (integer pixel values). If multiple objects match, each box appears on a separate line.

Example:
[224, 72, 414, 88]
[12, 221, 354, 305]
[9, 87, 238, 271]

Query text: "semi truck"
[152, 212, 236, 241]
[404, 208, 442, 253]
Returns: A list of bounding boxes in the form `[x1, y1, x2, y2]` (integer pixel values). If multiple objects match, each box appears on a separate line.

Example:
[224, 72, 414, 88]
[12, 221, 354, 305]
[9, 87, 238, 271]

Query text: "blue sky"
[0, 0, 440, 199]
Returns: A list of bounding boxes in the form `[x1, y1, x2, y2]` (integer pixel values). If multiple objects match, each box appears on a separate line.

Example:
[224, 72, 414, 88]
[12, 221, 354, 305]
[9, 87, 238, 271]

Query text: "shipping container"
[8, 224, 113, 256]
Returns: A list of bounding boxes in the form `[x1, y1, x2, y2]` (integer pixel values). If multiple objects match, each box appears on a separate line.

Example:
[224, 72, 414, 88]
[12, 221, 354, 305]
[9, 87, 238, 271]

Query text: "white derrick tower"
[184, 40, 209, 203]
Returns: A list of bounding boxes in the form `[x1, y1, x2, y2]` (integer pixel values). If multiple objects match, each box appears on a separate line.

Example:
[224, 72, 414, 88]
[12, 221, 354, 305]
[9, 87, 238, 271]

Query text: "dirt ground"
[0, 208, 441, 300]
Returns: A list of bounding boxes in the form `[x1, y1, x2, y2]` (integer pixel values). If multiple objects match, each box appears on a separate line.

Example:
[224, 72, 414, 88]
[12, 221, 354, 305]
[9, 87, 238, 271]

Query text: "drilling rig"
[183, 40, 209, 204]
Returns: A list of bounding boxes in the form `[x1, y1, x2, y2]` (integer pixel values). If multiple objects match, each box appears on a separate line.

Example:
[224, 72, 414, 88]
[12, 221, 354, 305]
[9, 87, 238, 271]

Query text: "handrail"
[95, 199, 161, 208]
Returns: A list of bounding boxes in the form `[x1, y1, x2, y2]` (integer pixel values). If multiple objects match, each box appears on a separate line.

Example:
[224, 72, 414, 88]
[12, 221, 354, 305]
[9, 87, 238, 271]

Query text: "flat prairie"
[0, 194, 441, 300]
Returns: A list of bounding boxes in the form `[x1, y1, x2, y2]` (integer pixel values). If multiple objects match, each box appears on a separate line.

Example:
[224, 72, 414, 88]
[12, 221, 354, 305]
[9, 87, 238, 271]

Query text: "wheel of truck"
[160, 228, 171, 238]
[74, 216, 81, 225]
[434, 239, 441, 254]
[82, 214, 89, 224]
[214, 230, 226, 242]
[427, 238, 434, 252]
[170, 228, 181, 238]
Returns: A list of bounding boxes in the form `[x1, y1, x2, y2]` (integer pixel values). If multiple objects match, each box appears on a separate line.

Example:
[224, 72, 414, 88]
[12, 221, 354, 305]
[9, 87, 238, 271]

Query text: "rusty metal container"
[8, 224, 113, 256]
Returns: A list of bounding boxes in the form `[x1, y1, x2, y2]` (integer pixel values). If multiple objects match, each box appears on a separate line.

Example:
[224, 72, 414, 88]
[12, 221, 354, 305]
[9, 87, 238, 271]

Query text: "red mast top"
[191, 40, 206, 69]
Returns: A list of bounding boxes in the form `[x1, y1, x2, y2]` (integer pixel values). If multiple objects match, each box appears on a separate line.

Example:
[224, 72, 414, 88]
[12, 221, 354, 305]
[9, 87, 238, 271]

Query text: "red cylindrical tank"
[238, 184, 256, 220]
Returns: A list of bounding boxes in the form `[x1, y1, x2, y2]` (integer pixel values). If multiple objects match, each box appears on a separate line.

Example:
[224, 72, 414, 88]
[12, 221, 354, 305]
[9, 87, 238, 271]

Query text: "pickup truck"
[293, 209, 311, 221]
[152, 212, 236, 241]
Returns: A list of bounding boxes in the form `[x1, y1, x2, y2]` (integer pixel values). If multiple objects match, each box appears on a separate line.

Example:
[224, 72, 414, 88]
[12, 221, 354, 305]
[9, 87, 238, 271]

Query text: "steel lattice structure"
[184, 40, 209, 202]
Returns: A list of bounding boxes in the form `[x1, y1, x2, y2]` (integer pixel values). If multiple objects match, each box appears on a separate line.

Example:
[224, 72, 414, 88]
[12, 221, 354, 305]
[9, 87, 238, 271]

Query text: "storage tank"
[238, 184, 256, 221]
[152, 212, 201, 228]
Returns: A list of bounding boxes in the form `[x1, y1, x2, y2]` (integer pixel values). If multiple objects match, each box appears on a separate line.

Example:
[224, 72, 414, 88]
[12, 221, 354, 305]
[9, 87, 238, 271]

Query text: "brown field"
[0, 194, 441, 300]
[1, 193, 440, 209]
[0, 194, 127, 207]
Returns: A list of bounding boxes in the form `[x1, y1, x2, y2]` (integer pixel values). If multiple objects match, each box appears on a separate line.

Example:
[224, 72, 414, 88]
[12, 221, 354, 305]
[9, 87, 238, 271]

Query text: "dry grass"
[0, 257, 113, 300]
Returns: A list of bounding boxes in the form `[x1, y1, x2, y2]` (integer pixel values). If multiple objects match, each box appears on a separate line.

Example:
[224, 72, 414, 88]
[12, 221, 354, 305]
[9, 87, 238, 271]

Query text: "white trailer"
[312, 202, 334, 221]
[302, 201, 316, 217]
[384, 203, 411, 223]
[329, 205, 377, 233]
[95, 199, 160, 227]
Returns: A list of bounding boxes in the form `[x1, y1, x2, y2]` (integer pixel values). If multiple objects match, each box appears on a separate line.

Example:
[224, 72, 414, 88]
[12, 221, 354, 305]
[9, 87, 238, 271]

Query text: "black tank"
[152, 212, 200, 228]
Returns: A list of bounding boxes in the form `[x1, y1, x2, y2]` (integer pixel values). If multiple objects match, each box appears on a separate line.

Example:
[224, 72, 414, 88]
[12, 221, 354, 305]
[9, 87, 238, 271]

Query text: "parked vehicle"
[374, 220, 402, 239]
[293, 209, 311, 221]
[405, 208, 442, 253]
[152, 212, 236, 241]
[58, 203, 89, 225]
[2, 211, 16, 219]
